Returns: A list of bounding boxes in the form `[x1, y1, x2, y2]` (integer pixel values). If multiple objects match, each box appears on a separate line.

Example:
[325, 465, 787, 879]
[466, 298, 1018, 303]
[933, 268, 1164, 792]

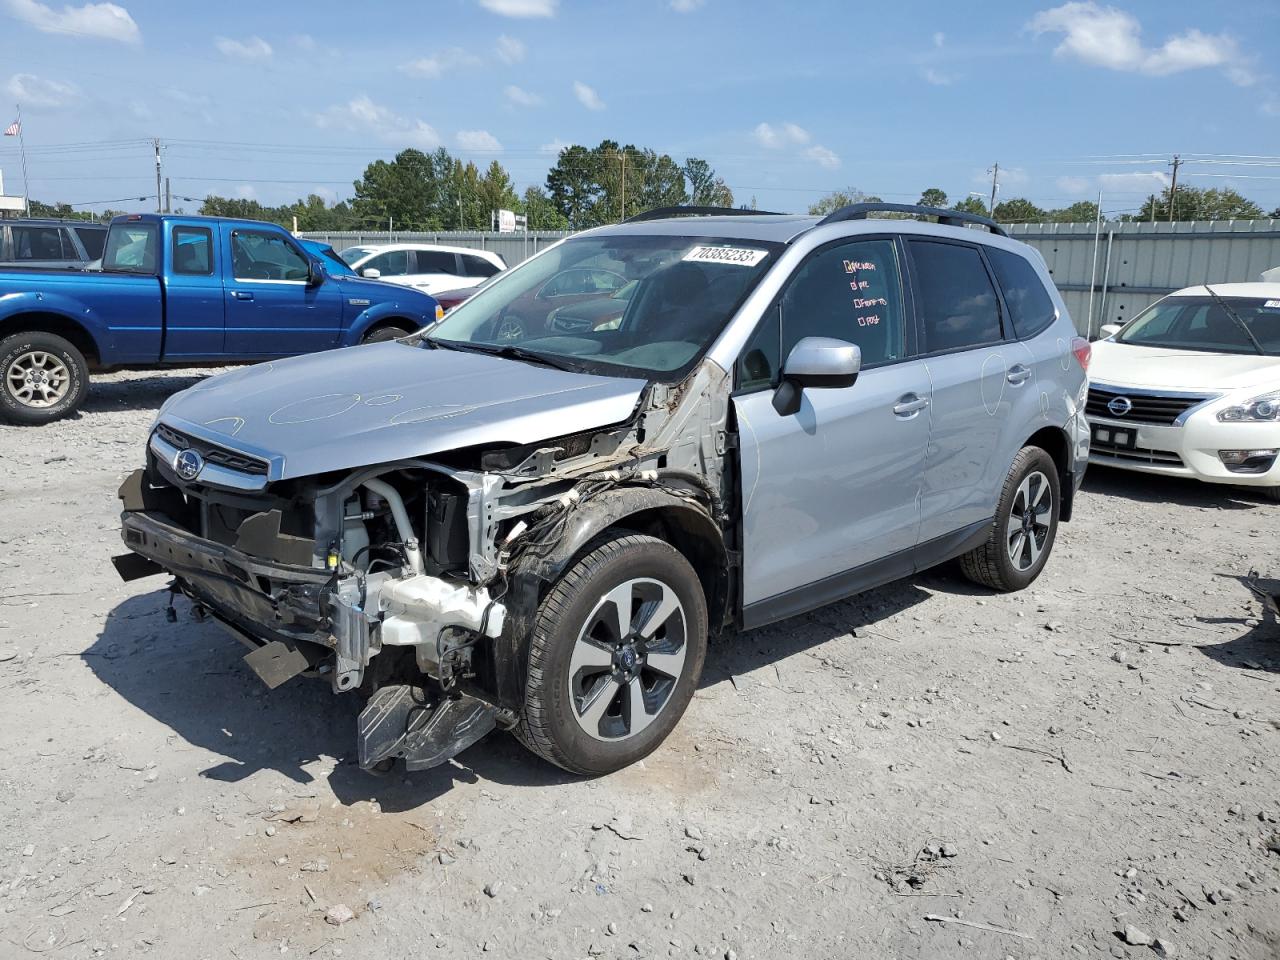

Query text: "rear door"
[459, 252, 503, 284]
[410, 249, 465, 293]
[223, 226, 341, 356]
[160, 222, 225, 358]
[734, 236, 930, 613]
[359, 248, 413, 284]
[907, 238, 1015, 543]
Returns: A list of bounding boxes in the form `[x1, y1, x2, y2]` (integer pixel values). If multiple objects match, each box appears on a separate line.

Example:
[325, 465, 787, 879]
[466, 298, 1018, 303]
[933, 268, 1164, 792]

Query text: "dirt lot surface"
[1, 368, 1278, 960]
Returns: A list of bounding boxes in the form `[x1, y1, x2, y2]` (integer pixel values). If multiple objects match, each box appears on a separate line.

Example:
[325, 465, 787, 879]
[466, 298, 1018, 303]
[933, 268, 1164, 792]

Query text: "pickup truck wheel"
[361, 324, 410, 344]
[517, 533, 708, 776]
[0, 331, 89, 426]
[960, 446, 1060, 592]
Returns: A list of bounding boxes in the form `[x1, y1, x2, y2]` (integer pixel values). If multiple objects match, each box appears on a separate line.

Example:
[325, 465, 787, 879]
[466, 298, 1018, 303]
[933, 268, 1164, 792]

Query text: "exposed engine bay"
[115, 359, 733, 772]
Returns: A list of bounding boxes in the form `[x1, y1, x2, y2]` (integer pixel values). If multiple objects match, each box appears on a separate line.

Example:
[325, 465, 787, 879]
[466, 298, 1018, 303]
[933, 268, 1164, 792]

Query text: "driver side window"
[233, 230, 309, 281]
[366, 250, 410, 276]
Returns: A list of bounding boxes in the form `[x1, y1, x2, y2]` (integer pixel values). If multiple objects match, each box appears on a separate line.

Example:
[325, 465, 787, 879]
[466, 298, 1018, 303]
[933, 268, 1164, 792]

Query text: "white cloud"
[5, 72, 80, 107]
[456, 129, 502, 152]
[235, 184, 256, 200]
[670, 0, 704, 11]
[1029, 3, 1252, 85]
[292, 33, 316, 50]
[478, 0, 556, 17]
[1098, 170, 1170, 192]
[922, 67, 955, 85]
[2, 0, 139, 42]
[399, 47, 482, 79]
[539, 138, 570, 155]
[214, 35, 272, 60]
[496, 34, 525, 63]
[933, 31, 945, 48]
[165, 87, 209, 107]
[1055, 175, 1092, 193]
[804, 145, 840, 169]
[314, 96, 441, 149]
[128, 98, 150, 120]
[573, 80, 605, 110]
[504, 84, 542, 107]
[753, 121, 810, 148]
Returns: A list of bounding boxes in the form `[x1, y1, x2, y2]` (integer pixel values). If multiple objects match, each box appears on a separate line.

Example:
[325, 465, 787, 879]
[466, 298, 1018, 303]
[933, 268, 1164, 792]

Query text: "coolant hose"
[362, 478, 425, 575]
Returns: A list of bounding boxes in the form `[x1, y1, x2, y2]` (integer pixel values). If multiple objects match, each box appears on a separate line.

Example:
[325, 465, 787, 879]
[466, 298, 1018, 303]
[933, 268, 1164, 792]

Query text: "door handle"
[231, 290, 254, 301]
[892, 394, 930, 417]
[1006, 364, 1031, 385]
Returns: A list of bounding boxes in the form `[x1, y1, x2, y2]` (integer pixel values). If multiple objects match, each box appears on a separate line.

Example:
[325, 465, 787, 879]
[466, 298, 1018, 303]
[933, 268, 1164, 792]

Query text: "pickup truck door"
[223, 226, 342, 356]
[160, 222, 226, 358]
[732, 236, 929, 624]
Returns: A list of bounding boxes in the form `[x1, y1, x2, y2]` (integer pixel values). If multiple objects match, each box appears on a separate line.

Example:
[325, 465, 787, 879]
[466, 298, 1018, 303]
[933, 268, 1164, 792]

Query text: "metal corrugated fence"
[301, 221, 1280, 338]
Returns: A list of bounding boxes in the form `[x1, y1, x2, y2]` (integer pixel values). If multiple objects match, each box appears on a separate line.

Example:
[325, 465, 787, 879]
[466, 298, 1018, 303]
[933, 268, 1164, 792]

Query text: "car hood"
[158, 342, 647, 480]
[1091, 341, 1280, 393]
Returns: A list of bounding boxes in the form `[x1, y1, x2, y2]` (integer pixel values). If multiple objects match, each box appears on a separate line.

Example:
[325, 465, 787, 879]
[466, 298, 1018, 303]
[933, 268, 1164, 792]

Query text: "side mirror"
[306, 260, 325, 286]
[362, 267, 381, 280]
[772, 337, 862, 416]
[1099, 323, 1122, 339]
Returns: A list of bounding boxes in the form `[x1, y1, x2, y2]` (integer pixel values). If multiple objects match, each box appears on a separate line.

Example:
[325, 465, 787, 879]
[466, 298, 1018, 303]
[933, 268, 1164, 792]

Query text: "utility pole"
[153, 138, 162, 214]
[620, 150, 626, 222]
[1167, 154, 1182, 223]
[988, 162, 999, 215]
[164, 177, 171, 214]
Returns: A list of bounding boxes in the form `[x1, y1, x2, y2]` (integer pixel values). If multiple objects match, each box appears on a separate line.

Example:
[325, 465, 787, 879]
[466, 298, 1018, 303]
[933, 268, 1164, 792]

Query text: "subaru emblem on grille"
[174, 448, 204, 481]
[1107, 396, 1133, 417]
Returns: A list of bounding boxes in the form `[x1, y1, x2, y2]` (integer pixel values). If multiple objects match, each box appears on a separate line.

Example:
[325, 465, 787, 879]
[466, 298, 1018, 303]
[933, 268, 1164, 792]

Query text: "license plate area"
[1092, 424, 1137, 450]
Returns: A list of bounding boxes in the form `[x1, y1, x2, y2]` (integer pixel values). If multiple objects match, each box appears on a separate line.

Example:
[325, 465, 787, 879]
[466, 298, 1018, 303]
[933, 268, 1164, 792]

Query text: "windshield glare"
[102, 223, 158, 274]
[1117, 295, 1280, 356]
[427, 235, 779, 377]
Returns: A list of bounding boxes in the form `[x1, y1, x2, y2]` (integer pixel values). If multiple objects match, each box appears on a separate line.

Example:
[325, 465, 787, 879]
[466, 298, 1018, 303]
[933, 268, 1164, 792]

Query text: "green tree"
[1046, 200, 1099, 223]
[546, 144, 604, 228]
[952, 196, 988, 216]
[477, 160, 520, 224]
[807, 187, 882, 216]
[521, 186, 568, 230]
[993, 197, 1046, 223]
[918, 187, 948, 208]
[545, 141, 692, 227]
[683, 157, 733, 207]
[28, 200, 104, 221]
[1137, 185, 1263, 221]
[351, 148, 444, 230]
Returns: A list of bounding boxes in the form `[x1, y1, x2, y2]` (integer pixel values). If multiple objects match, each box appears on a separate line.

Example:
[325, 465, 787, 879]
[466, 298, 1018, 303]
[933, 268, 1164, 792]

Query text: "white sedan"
[338, 243, 506, 295]
[1087, 282, 1280, 500]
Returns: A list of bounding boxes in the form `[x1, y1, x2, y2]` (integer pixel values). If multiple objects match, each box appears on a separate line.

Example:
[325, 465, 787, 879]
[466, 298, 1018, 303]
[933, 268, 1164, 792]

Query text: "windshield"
[339, 246, 376, 265]
[427, 234, 780, 378]
[102, 222, 158, 274]
[1116, 295, 1280, 356]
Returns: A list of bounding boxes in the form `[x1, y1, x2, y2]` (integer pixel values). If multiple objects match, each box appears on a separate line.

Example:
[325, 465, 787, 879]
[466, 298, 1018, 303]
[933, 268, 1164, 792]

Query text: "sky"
[1, 0, 1279, 219]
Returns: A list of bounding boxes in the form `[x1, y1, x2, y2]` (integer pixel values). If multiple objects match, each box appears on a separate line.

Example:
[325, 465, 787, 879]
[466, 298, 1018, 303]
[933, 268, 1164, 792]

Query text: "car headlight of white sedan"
[1217, 390, 1280, 423]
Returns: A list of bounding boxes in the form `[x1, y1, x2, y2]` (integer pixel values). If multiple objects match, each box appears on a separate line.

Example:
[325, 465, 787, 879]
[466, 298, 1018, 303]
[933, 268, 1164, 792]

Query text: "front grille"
[154, 423, 269, 476]
[1086, 386, 1211, 426]
[1090, 440, 1184, 467]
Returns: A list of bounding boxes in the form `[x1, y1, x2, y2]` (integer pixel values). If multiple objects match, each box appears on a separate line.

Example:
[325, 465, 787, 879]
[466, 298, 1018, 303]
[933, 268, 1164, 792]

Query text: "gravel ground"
[1, 368, 1278, 960]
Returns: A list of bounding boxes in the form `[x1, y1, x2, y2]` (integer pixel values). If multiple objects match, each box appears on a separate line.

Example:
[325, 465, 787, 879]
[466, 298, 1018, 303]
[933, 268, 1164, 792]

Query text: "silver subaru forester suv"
[116, 203, 1090, 776]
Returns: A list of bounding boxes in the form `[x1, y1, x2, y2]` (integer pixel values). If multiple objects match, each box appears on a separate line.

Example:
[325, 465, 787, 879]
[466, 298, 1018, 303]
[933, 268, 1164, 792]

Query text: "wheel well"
[602, 506, 730, 632]
[0, 313, 101, 368]
[1024, 425, 1074, 521]
[372, 317, 418, 335]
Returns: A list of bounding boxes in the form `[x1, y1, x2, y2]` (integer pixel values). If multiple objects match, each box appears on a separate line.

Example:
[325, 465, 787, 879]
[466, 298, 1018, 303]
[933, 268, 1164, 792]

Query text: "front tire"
[361, 324, 411, 345]
[960, 446, 1061, 592]
[517, 533, 708, 776]
[0, 331, 90, 426]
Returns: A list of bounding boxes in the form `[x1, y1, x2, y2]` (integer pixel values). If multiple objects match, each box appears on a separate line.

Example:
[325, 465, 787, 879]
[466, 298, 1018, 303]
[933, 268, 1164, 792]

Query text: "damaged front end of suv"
[115, 226, 771, 775]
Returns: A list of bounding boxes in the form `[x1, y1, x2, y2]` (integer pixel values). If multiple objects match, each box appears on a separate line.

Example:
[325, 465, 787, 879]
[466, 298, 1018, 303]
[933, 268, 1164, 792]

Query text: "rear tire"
[517, 533, 708, 776]
[960, 446, 1061, 592]
[0, 331, 90, 426]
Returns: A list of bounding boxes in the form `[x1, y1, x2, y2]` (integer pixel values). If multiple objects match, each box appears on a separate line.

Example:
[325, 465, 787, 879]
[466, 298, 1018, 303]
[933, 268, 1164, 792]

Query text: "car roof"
[349, 242, 505, 259]
[1169, 282, 1280, 299]
[579, 214, 820, 244]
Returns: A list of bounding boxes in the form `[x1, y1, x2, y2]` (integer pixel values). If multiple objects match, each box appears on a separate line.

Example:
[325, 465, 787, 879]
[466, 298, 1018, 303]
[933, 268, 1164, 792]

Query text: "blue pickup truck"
[0, 214, 442, 425]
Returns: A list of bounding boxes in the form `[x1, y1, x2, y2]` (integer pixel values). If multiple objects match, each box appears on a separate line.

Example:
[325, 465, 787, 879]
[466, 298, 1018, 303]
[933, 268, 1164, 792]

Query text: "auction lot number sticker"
[683, 245, 769, 267]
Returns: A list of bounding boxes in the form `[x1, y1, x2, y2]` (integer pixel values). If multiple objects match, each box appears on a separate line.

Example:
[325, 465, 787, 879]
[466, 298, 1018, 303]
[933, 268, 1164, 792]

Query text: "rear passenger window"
[416, 251, 459, 275]
[988, 248, 1056, 338]
[172, 227, 213, 275]
[12, 226, 67, 261]
[461, 254, 501, 278]
[74, 226, 106, 260]
[909, 240, 1003, 352]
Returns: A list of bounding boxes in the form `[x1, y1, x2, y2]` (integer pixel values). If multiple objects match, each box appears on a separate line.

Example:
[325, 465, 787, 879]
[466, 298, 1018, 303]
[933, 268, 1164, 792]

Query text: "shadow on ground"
[1083, 464, 1271, 511]
[80, 372, 211, 414]
[87, 572, 941, 809]
[1194, 572, 1280, 675]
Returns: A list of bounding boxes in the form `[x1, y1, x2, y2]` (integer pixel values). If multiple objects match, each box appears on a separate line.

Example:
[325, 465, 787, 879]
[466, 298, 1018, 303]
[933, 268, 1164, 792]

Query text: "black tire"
[517, 533, 708, 776]
[960, 446, 1061, 592]
[361, 323, 411, 345]
[1262, 486, 1280, 502]
[0, 331, 90, 426]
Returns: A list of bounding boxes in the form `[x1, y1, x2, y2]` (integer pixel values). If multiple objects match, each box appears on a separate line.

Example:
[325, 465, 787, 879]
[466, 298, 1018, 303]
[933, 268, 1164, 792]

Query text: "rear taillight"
[1071, 336, 1091, 371]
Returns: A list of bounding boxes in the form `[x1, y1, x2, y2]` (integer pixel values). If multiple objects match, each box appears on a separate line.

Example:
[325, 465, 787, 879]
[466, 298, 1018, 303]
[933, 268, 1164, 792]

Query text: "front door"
[733, 237, 929, 613]
[224, 226, 341, 356]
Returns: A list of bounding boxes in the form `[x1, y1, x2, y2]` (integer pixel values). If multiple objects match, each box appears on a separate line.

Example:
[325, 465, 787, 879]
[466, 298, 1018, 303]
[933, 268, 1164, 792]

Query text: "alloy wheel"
[1005, 470, 1053, 572]
[569, 577, 688, 742]
[5, 350, 71, 408]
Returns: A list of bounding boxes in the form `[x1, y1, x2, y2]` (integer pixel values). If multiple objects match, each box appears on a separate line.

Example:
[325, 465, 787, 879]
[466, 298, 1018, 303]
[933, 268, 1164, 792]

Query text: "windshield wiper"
[433, 340, 584, 372]
[1204, 285, 1265, 356]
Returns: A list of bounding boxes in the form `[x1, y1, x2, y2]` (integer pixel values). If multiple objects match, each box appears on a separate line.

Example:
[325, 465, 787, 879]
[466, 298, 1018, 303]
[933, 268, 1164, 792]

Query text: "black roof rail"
[623, 205, 784, 224]
[816, 202, 1008, 237]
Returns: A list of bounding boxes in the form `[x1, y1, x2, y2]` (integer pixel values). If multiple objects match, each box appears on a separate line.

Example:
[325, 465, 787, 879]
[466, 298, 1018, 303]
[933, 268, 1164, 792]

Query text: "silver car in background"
[115, 203, 1090, 777]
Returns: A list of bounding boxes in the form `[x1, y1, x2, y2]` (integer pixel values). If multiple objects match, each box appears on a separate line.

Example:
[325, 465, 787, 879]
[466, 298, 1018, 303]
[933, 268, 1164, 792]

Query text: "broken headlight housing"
[1217, 390, 1280, 423]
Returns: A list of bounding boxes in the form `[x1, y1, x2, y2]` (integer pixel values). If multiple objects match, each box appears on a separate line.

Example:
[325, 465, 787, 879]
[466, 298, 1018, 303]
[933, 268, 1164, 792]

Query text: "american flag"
[3, 120, 19, 137]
